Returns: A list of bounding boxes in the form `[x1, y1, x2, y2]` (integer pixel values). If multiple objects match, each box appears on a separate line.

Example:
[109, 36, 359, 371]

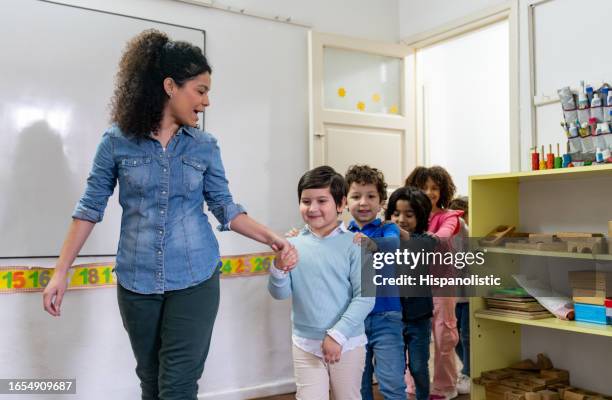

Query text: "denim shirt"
[73, 125, 245, 294]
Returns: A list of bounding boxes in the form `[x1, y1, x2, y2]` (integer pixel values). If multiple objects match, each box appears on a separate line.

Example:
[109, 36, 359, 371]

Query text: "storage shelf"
[475, 311, 612, 338]
[470, 164, 612, 183]
[481, 246, 612, 261]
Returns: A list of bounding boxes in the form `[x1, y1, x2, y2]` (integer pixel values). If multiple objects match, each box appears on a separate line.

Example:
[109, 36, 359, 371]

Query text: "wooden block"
[564, 390, 586, 400]
[541, 369, 570, 381]
[555, 232, 604, 238]
[529, 234, 556, 243]
[506, 242, 568, 252]
[502, 379, 527, 390]
[483, 369, 516, 380]
[481, 225, 516, 246]
[526, 392, 542, 400]
[529, 376, 561, 386]
[573, 296, 606, 306]
[538, 390, 561, 400]
[517, 381, 547, 392]
[506, 390, 528, 400]
[567, 238, 605, 254]
[608, 221, 612, 238]
[489, 384, 519, 394]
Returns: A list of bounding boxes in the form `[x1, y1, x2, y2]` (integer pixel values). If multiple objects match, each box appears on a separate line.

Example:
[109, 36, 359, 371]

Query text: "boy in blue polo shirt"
[344, 165, 406, 400]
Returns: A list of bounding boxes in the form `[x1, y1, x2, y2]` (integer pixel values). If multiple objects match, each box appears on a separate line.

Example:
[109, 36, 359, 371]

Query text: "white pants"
[292, 344, 366, 400]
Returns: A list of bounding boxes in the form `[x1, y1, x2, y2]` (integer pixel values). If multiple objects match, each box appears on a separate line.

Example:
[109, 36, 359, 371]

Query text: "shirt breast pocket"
[182, 156, 207, 192]
[119, 157, 151, 194]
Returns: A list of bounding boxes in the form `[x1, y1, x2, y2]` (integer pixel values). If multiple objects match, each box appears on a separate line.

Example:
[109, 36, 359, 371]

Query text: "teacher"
[43, 29, 297, 400]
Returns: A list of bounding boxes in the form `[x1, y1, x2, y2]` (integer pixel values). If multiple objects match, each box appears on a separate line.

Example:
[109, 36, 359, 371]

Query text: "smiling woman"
[42, 29, 298, 400]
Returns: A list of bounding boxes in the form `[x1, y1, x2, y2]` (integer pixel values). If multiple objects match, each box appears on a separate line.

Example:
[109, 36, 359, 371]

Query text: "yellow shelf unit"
[468, 165, 612, 400]
[474, 312, 612, 338]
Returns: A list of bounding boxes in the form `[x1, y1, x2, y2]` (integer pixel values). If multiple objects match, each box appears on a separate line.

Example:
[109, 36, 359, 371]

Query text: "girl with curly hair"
[43, 29, 297, 399]
[404, 166, 464, 400]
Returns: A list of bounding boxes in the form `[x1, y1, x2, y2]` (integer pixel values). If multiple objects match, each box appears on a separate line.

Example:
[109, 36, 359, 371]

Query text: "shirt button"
[162, 190, 167, 194]
[163, 168, 167, 172]
[159, 230, 163, 235]
[157, 250, 162, 255]
[160, 210, 165, 214]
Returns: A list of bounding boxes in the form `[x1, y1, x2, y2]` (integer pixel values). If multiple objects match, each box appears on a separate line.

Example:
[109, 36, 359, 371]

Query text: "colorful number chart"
[0, 252, 274, 294]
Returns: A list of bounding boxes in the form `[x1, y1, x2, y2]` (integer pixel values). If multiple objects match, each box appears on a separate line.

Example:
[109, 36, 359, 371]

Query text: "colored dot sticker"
[357, 101, 366, 111]
[389, 104, 399, 114]
[337, 87, 346, 97]
[372, 93, 381, 103]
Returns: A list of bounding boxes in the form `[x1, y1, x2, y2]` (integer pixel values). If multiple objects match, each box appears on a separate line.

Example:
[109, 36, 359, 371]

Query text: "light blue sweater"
[268, 228, 375, 340]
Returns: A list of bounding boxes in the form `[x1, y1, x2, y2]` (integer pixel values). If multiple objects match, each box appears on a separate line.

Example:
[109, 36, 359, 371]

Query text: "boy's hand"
[274, 245, 298, 272]
[321, 335, 342, 364]
[398, 227, 411, 241]
[285, 227, 300, 238]
[353, 232, 377, 252]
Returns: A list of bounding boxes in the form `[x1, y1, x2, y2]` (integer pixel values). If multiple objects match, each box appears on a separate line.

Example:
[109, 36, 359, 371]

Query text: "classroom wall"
[398, 0, 507, 40]
[0, 1, 400, 399]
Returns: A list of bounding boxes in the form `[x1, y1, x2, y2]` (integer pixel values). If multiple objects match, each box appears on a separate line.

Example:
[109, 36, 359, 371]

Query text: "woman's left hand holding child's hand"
[271, 235, 298, 272]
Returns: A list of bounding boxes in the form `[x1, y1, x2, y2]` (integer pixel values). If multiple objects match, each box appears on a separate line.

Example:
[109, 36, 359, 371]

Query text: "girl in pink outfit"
[405, 166, 463, 400]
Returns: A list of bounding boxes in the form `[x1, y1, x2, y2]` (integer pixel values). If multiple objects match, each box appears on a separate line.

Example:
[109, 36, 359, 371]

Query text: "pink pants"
[406, 297, 459, 396]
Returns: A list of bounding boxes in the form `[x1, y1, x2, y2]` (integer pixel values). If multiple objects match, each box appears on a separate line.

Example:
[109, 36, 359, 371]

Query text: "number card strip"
[0, 252, 275, 294]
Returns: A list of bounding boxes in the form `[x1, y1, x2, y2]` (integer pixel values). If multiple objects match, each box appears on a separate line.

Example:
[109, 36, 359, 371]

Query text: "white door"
[309, 32, 415, 192]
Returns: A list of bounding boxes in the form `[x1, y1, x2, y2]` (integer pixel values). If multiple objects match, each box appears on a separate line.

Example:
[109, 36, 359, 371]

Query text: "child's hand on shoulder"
[285, 227, 300, 238]
[321, 335, 342, 364]
[353, 232, 378, 252]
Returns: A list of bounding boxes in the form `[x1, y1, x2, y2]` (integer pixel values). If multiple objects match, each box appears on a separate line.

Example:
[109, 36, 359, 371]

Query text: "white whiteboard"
[0, 0, 205, 257]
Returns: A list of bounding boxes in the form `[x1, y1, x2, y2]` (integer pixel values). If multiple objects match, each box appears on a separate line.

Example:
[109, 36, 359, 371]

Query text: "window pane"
[324, 47, 401, 115]
[419, 20, 510, 195]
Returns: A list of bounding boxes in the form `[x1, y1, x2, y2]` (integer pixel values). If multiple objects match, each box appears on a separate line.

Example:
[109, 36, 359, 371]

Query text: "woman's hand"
[42, 269, 68, 317]
[270, 235, 298, 271]
[321, 335, 342, 364]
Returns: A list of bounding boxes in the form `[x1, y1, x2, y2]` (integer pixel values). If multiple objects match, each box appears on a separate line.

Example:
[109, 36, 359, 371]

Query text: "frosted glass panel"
[324, 47, 401, 115]
[419, 20, 510, 196]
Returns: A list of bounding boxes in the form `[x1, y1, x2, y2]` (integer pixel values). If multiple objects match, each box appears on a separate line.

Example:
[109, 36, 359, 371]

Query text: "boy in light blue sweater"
[269, 166, 375, 400]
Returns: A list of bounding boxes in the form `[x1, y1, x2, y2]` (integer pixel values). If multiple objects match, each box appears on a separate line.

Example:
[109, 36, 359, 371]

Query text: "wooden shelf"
[475, 310, 612, 338]
[481, 246, 612, 261]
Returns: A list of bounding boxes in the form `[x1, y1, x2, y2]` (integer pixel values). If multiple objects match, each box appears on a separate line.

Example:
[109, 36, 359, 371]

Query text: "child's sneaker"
[457, 374, 471, 394]
[430, 389, 459, 400]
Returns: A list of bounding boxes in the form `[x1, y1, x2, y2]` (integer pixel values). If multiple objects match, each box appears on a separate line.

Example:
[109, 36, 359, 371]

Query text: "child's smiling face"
[299, 187, 345, 236]
[423, 177, 441, 210]
[390, 199, 418, 233]
[347, 182, 382, 227]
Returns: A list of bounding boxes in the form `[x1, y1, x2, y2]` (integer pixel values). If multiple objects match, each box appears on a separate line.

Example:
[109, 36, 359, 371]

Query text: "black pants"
[117, 272, 220, 400]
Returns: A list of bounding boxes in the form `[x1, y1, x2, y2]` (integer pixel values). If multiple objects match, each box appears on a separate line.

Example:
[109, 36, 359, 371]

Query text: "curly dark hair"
[385, 186, 431, 234]
[110, 29, 212, 138]
[345, 165, 388, 201]
[298, 166, 347, 208]
[404, 166, 456, 209]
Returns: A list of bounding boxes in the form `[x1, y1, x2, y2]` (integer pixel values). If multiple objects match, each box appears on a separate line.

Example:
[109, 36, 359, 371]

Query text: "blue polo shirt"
[347, 218, 402, 314]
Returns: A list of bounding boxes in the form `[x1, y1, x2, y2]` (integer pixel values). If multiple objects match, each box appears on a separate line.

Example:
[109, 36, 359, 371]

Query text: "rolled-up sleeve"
[203, 137, 246, 231]
[72, 133, 117, 223]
